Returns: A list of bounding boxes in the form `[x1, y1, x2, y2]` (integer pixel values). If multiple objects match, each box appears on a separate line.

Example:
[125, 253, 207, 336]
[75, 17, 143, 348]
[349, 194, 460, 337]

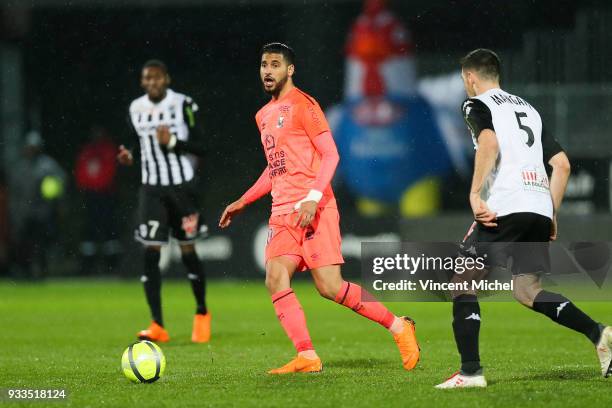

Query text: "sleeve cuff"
[293, 189, 323, 210]
[305, 189, 323, 203]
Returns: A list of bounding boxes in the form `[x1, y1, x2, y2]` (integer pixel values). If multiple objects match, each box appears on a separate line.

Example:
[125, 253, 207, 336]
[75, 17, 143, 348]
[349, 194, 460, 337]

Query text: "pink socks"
[334, 281, 395, 329]
[271, 289, 314, 352]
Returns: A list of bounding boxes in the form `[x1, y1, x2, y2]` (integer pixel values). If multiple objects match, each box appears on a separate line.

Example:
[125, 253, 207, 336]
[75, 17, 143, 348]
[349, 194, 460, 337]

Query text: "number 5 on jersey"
[514, 111, 535, 147]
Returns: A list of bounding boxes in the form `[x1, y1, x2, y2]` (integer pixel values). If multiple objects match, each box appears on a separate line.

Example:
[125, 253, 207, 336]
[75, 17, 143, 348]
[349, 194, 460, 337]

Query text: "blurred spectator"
[74, 125, 121, 274]
[9, 131, 66, 279]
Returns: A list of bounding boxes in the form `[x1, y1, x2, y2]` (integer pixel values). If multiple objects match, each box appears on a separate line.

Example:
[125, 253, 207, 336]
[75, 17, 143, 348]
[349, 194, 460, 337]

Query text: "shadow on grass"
[326, 358, 396, 369]
[256, 358, 395, 386]
[161, 338, 201, 347]
[503, 367, 595, 382]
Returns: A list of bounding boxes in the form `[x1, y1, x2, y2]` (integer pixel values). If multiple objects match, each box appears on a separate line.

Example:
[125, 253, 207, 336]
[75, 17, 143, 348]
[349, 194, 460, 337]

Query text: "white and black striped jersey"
[128, 89, 205, 186]
[462, 88, 563, 219]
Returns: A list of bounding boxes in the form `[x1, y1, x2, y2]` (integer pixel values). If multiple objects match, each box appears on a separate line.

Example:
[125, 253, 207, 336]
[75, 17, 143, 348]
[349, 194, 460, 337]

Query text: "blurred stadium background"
[0, 0, 611, 280]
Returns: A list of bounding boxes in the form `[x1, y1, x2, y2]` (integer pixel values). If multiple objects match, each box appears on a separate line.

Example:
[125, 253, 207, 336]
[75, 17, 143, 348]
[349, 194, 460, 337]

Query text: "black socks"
[453, 294, 482, 375]
[143, 248, 163, 326]
[182, 251, 207, 315]
[142, 249, 207, 327]
[452, 290, 602, 376]
[532, 290, 602, 344]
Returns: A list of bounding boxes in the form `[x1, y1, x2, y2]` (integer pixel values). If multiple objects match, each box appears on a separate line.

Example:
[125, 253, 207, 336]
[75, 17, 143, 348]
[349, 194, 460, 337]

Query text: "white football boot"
[435, 371, 487, 389]
[596, 326, 612, 378]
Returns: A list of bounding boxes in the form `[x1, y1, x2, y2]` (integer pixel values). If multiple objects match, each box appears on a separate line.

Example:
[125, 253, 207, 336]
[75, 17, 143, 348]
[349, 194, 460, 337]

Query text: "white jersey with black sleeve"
[462, 88, 564, 219]
[128, 89, 202, 187]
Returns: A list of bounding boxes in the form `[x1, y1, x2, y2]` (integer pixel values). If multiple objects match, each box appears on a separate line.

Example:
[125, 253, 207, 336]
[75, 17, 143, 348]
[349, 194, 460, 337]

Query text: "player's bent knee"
[264, 275, 281, 293]
[512, 274, 542, 307]
[265, 260, 292, 294]
[265, 276, 289, 294]
[311, 265, 343, 299]
[451, 288, 476, 300]
[315, 281, 340, 300]
[512, 287, 535, 307]
[450, 273, 477, 299]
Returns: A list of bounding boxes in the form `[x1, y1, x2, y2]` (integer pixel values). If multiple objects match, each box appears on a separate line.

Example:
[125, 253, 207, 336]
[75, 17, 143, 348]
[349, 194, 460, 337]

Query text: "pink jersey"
[255, 87, 337, 216]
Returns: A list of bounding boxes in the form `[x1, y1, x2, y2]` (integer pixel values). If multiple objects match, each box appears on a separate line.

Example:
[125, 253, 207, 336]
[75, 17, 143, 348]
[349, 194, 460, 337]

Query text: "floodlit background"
[0, 0, 611, 279]
[2, 2, 612, 407]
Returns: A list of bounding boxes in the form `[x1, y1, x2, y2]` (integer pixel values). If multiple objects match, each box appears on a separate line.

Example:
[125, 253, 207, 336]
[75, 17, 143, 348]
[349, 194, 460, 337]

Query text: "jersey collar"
[270, 86, 297, 104]
[479, 87, 503, 97]
[145, 88, 175, 107]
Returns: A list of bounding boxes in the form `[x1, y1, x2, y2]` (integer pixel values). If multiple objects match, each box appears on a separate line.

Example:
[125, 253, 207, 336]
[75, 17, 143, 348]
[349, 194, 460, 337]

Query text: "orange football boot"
[137, 321, 170, 343]
[268, 355, 323, 374]
[393, 316, 420, 370]
[192, 313, 211, 343]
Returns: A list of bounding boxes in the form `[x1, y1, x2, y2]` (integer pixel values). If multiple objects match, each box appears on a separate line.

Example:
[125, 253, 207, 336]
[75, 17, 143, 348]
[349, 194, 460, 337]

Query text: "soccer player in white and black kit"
[117, 60, 211, 343]
[435, 49, 612, 388]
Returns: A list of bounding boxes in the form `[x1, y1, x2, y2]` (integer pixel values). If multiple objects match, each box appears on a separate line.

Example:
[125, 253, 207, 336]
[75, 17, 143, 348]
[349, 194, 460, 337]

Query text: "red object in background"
[346, 0, 413, 96]
[75, 137, 118, 192]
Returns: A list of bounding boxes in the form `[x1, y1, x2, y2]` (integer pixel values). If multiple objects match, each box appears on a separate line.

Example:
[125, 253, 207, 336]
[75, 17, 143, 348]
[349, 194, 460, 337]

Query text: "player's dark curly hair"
[142, 59, 168, 74]
[460, 49, 500, 80]
[261, 42, 295, 65]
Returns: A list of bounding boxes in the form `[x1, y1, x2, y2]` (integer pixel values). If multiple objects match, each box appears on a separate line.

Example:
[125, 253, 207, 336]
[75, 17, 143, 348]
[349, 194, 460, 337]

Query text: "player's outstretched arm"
[548, 151, 571, 240]
[219, 167, 271, 228]
[469, 129, 498, 227]
[219, 198, 246, 229]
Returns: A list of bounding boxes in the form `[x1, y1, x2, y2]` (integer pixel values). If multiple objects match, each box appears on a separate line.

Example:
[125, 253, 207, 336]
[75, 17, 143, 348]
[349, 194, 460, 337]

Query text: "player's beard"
[148, 87, 167, 103]
[263, 74, 288, 97]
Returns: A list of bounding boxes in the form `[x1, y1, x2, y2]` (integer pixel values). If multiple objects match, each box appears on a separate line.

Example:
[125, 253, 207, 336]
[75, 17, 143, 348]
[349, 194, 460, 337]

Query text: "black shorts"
[134, 182, 207, 245]
[460, 212, 551, 275]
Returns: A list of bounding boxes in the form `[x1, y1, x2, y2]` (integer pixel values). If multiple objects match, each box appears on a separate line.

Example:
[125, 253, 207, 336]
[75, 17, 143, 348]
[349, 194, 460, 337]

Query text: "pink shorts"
[265, 206, 345, 271]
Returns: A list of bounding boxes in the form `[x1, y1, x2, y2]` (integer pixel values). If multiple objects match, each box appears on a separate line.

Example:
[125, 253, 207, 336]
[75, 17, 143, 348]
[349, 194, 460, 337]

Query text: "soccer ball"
[121, 340, 166, 383]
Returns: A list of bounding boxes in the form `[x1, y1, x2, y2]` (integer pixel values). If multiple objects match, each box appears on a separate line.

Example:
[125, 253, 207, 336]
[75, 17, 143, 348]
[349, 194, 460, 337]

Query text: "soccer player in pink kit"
[220, 43, 419, 374]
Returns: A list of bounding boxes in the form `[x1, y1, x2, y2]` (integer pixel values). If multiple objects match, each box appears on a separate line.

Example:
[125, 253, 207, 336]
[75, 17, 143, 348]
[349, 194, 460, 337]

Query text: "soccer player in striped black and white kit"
[435, 49, 612, 388]
[117, 59, 210, 343]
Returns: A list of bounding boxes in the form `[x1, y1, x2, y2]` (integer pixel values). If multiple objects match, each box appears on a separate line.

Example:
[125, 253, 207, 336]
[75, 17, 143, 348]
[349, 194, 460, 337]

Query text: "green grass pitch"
[1, 279, 610, 407]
